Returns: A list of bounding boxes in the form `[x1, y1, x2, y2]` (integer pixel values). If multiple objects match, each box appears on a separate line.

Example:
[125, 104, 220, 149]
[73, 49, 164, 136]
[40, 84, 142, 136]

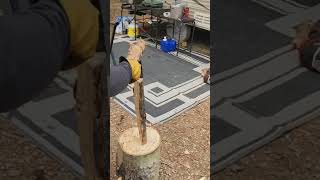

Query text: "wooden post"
[117, 78, 161, 179]
[75, 53, 106, 180]
[133, 78, 147, 144]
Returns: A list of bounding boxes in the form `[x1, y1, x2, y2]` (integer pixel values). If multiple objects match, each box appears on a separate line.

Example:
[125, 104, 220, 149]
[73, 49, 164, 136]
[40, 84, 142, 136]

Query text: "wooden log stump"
[118, 127, 161, 180]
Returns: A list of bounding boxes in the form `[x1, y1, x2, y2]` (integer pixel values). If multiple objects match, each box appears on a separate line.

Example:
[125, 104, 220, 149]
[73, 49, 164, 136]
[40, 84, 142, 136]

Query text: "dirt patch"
[0, 117, 78, 180]
[213, 118, 320, 180]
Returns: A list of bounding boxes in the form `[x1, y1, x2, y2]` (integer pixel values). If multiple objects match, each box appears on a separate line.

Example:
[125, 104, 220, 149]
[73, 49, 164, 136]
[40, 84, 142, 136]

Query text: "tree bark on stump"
[118, 127, 161, 180]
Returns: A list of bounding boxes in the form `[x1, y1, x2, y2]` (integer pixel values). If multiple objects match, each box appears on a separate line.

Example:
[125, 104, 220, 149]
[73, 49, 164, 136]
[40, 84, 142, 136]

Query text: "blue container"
[168, 39, 177, 51]
[160, 37, 176, 53]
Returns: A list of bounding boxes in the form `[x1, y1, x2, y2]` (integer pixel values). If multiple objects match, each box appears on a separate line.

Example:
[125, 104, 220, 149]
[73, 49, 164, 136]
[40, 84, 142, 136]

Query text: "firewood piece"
[133, 78, 147, 144]
[201, 68, 210, 84]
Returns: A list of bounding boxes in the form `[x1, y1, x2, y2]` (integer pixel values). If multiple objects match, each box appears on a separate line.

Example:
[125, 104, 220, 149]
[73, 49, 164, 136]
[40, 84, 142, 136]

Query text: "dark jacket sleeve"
[0, 0, 132, 112]
[0, 0, 69, 112]
[110, 60, 132, 97]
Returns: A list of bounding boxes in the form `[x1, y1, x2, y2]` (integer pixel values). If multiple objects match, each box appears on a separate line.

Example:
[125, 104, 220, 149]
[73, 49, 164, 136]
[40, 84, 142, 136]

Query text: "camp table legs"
[189, 21, 196, 53]
[176, 19, 196, 56]
[177, 21, 183, 56]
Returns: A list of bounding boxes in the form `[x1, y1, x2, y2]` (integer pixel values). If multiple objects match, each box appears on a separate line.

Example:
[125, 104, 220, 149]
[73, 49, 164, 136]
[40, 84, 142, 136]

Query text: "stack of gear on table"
[120, 0, 164, 8]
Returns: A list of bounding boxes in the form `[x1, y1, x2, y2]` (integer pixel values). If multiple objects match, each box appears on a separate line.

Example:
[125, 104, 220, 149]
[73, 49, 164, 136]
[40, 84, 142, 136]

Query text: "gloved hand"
[59, 0, 99, 70]
[127, 39, 146, 82]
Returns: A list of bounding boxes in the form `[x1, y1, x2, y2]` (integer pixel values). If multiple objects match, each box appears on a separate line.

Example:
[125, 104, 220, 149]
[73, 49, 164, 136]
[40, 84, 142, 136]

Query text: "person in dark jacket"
[0, 0, 143, 112]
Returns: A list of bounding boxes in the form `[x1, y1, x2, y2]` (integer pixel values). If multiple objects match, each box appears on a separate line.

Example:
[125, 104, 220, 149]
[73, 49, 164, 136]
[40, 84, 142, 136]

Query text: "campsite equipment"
[182, 0, 210, 30]
[128, 21, 140, 38]
[115, 16, 133, 34]
[163, 12, 170, 17]
[142, 0, 151, 4]
[142, 0, 163, 8]
[160, 37, 167, 52]
[169, 38, 177, 51]
[142, 0, 151, 6]
[166, 21, 191, 41]
[160, 37, 170, 52]
[182, 7, 190, 18]
[170, 3, 184, 19]
[120, 0, 144, 4]
[160, 37, 177, 52]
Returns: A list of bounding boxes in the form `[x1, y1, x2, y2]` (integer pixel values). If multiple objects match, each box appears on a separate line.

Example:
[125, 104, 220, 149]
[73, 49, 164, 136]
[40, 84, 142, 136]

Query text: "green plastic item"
[142, 0, 151, 6]
[142, 0, 163, 8]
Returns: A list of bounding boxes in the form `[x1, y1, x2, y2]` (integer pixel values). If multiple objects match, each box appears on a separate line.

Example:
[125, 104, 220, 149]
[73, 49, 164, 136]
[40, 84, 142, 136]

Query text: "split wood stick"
[133, 78, 147, 144]
[75, 53, 106, 180]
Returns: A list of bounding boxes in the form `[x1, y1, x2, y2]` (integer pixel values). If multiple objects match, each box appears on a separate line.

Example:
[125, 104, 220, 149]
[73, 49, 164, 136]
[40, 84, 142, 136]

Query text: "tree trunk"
[118, 127, 161, 180]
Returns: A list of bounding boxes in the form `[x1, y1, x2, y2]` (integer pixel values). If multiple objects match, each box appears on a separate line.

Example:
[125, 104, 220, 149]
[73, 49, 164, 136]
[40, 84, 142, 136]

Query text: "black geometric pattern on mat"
[213, 0, 291, 74]
[292, 0, 320, 6]
[212, 116, 241, 144]
[12, 110, 82, 166]
[237, 71, 320, 117]
[32, 82, 68, 102]
[212, 0, 320, 174]
[150, 87, 164, 93]
[113, 41, 209, 123]
[185, 85, 210, 99]
[127, 97, 185, 117]
[52, 109, 79, 135]
[112, 42, 199, 87]
[5, 76, 83, 175]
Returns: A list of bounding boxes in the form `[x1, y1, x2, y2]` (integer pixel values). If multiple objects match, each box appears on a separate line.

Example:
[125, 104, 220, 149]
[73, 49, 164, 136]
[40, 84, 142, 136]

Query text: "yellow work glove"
[127, 40, 146, 82]
[59, 0, 99, 70]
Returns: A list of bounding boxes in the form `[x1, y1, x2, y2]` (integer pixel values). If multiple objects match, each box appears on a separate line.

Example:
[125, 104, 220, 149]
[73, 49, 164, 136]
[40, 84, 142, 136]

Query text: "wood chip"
[184, 150, 191, 155]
